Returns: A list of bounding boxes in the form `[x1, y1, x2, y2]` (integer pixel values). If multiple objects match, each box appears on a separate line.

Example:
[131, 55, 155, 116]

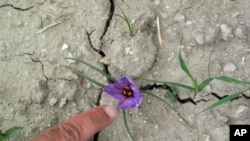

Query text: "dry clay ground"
[0, 0, 250, 141]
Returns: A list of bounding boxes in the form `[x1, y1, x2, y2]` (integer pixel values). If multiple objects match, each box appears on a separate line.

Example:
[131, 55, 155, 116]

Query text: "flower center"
[123, 86, 133, 97]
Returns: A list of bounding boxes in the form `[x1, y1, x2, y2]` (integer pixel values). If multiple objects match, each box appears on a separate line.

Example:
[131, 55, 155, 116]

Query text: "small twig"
[36, 21, 63, 34]
[156, 16, 163, 48]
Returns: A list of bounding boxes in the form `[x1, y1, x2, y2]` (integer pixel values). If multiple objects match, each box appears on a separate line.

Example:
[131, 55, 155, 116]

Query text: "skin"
[31, 105, 116, 141]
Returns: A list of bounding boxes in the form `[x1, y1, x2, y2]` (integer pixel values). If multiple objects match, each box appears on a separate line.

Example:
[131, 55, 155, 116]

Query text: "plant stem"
[122, 110, 135, 141]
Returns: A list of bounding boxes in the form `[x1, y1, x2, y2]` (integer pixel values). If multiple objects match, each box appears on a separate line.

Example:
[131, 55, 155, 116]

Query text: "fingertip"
[31, 105, 117, 141]
[103, 105, 117, 120]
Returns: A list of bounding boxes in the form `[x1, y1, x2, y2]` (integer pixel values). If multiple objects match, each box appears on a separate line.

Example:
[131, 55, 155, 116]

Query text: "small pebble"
[195, 32, 205, 45]
[30, 88, 48, 104]
[62, 43, 69, 50]
[220, 24, 234, 41]
[235, 25, 247, 39]
[173, 13, 185, 23]
[223, 62, 236, 72]
[14, 20, 23, 27]
[59, 97, 68, 108]
[100, 57, 111, 65]
[49, 97, 58, 106]
[155, 0, 160, 6]
[233, 105, 248, 118]
[185, 20, 193, 26]
[154, 124, 159, 129]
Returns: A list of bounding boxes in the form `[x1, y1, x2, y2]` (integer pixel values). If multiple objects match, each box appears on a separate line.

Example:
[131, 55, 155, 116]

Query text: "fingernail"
[103, 105, 116, 119]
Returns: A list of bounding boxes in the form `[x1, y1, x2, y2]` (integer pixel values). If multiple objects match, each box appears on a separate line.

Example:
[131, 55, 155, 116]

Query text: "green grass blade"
[0, 132, 6, 141]
[180, 36, 184, 45]
[120, 8, 134, 36]
[178, 51, 198, 90]
[165, 89, 177, 102]
[198, 76, 250, 91]
[65, 58, 117, 82]
[120, 0, 130, 8]
[215, 76, 250, 85]
[198, 78, 214, 90]
[114, 8, 134, 36]
[113, 13, 126, 20]
[122, 110, 135, 141]
[197, 88, 250, 114]
[166, 82, 195, 91]
[143, 91, 193, 129]
[5, 127, 22, 139]
[131, 75, 195, 91]
[62, 65, 105, 88]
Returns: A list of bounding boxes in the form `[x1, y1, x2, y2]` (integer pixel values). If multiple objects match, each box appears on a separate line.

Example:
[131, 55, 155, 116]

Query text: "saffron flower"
[103, 75, 142, 110]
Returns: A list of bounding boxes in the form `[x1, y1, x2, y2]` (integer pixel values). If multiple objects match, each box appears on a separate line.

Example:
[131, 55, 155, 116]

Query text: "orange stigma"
[123, 86, 133, 97]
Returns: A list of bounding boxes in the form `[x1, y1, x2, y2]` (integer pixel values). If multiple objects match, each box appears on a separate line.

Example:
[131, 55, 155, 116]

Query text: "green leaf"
[0, 136, 6, 141]
[5, 127, 22, 139]
[143, 91, 193, 129]
[178, 51, 198, 90]
[122, 110, 135, 141]
[215, 76, 250, 85]
[198, 78, 214, 90]
[165, 91, 177, 102]
[65, 58, 116, 82]
[180, 36, 184, 45]
[62, 65, 105, 88]
[198, 76, 250, 91]
[164, 85, 178, 102]
[120, 8, 134, 36]
[197, 88, 250, 114]
[165, 82, 195, 91]
[120, 0, 130, 8]
[114, 8, 134, 36]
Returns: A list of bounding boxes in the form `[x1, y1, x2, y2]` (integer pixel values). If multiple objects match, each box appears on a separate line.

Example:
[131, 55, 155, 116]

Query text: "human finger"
[31, 105, 116, 141]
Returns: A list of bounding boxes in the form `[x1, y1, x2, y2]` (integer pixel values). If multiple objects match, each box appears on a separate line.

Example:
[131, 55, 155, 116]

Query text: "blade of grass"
[114, 8, 134, 36]
[62, 65, 105, 88]
[198, 78, 214, 90]
[165, 91, 177, 102]
[120, 0, 130, 8]
[5, 127, 22, 139]
[122, 110, 135, 141]
[199, 76, 250, 91]
[0, 135, 6, 141]
[178, 51, 198, 90]
[65, 58, 117, 82]
[131, 75, 195, 91]
[215, 76, 250, 84]
[120, 8, 133, 36]
[197, 87, 250, 114]
[143, 90, 193, 129]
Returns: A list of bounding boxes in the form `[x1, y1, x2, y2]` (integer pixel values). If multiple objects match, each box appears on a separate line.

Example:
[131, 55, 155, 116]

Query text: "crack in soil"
[140, 83, 250, 105]
[85, 0, 115, 140]
[0, 4, 33, 11]
[99, 0, 114, 49]
[30, 56, 49, 86]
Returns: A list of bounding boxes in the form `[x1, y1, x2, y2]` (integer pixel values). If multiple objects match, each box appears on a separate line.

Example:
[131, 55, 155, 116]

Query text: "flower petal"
[115, 76, 130, 88]
[103, 75, 143, 110]
[124, 75, 137, 86]
[103, 84, 124, 100]
[130, 85, 141, 97]
[118, 97, 142, 110]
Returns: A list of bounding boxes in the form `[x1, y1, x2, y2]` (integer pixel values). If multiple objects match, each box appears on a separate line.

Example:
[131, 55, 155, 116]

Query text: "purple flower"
[103, 75, 142, 110]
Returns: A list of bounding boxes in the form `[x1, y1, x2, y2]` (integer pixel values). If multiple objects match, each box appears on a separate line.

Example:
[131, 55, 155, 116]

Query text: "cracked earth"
[0, 0, 250, 141]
